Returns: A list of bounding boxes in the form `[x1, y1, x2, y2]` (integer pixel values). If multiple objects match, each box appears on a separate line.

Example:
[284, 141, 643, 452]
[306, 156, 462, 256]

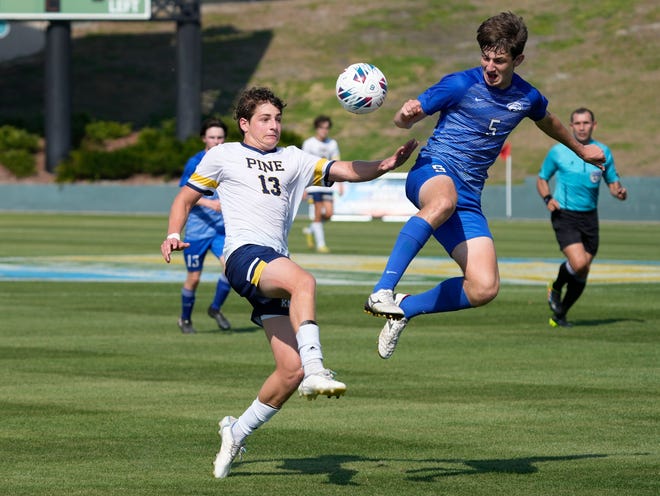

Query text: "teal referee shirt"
[539, 139, 619, 211]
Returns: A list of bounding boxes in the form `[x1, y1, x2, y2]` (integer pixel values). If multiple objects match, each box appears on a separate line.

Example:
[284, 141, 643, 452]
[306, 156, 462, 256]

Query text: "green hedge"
[56, 118, 304, 183]
[0, 149, 35, 178]
[58, 121, 199, 182]
[82, 120, 133, 147]
[0, 125, 40, 177]
[2, 118, 304, 182]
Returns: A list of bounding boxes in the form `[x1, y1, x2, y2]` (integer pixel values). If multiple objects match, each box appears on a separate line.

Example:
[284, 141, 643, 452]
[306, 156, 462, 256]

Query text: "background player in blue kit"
[364, 11, 607, 359]
[537, 107, 627, 328]
[177, 118, 232, 334]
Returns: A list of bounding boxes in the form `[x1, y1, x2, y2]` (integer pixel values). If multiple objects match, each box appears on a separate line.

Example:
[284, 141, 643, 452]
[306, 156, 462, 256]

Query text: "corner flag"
[500, 143, 512, 218]
[499, 142, 511, 160]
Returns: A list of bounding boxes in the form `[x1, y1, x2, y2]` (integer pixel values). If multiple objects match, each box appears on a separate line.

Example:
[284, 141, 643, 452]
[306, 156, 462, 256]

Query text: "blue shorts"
[183, 235, 225, 272]
[405, 158, 492, 255]
[224, 244, 291, 327]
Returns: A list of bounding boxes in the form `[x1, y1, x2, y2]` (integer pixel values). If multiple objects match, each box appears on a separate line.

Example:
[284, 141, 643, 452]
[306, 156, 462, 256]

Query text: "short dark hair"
[233, 87, 286, 135]
[200, 118, 227, 137]
[477, 11, 528, 59]
[313, 115, 332, 129]
[570, 107, 595, 123]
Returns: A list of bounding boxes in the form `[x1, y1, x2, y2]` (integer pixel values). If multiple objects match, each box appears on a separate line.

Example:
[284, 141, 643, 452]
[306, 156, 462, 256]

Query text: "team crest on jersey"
[590, 170, 602, 183]
[507, 101, 524, 112]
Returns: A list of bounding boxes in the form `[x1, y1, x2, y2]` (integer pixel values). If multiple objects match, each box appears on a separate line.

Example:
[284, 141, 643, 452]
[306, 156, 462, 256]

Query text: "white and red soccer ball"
[335, 63, 388, 114]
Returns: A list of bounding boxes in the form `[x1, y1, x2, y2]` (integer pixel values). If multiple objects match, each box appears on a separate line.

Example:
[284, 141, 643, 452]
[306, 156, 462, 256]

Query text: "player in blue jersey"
[177, 118, 232, 334]
[537, 107, 627, 328]
[364, 11, 607, 359]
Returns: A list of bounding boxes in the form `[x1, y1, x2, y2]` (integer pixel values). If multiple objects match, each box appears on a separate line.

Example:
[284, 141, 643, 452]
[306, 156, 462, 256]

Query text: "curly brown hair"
[476, 11, 528, 59]
[233, 87, 286, 135]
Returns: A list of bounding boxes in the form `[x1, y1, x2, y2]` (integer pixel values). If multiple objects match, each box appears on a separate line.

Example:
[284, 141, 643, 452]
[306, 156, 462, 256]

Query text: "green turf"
[0, 213, 658, 495]
[1, 212, 659, 261]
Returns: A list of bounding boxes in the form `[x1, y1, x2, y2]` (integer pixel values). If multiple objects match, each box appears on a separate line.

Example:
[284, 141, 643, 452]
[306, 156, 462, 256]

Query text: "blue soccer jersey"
[416, 66, 548, 194]
[179, 150, 225, 240]
[539, 139, 619, 211]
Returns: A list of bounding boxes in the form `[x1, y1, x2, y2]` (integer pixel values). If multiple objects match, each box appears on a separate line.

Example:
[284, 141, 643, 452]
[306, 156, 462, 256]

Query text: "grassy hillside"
[0, 0, 658, 181]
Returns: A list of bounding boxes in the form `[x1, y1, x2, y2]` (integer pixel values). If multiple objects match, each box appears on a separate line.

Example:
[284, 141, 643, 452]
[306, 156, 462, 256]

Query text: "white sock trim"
[233, 398, 279, 443]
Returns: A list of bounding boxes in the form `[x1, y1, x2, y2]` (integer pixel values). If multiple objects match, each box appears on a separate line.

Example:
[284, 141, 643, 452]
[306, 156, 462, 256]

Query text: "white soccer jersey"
[187, 142, 334, 260]
[302, 137, 340, 195]
[302, 136, 340, 161]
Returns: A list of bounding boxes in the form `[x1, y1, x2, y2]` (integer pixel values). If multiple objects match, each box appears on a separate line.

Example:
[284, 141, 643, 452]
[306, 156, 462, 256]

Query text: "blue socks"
[181, 287, 195, 321]
[211, 273, 231, 311]
[374, 216, 434, 291]
[372, 216, 473, 320]
[183, 274, 230, 322]
[400, 277, 472, 318]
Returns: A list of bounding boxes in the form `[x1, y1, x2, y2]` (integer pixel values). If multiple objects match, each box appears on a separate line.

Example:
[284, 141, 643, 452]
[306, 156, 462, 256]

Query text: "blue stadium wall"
[0, 176, 658, 221]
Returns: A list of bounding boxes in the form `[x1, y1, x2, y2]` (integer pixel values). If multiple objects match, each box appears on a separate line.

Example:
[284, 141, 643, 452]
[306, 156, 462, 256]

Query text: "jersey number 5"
[488, 119, 501, 136]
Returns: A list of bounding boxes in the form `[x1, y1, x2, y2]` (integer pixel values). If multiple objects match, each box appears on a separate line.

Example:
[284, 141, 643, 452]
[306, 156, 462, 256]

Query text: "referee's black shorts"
[551, 209, 599, 255]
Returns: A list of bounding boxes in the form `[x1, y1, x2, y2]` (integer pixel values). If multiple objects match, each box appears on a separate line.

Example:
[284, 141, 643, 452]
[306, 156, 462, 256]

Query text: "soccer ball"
[335, 63, 388, 114]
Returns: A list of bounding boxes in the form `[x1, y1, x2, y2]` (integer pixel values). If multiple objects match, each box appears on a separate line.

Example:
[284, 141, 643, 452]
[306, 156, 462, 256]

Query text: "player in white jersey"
[160, 87, 417, 478]
[301, 115, 341, 252]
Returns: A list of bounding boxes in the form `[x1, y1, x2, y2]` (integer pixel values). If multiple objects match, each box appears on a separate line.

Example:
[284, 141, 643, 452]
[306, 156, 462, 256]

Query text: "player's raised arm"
[328, 139, 418, 183]
[160, 186, 202, 263]
[535, 112, 605, 169]
[394, 99, 427, 129]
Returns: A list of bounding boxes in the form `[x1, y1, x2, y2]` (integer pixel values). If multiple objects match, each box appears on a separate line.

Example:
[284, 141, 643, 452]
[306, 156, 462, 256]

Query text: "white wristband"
[166, 233, 181, 241]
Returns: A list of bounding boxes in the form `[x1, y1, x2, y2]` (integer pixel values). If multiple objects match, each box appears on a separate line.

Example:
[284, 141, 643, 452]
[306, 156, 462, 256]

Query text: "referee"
[537, 107, 627, 328]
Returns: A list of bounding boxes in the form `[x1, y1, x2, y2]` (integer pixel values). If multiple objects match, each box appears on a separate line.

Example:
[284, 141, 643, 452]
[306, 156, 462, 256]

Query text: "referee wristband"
[543, 195, 553, 205]
[166, 233, 181, 241]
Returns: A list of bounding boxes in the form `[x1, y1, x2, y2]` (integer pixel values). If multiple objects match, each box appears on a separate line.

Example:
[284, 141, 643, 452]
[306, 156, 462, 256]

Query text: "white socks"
[296, 321, 324, 376]
[230, 323, 325, 445]
[232, 398, 279, 444]
[310, 222, 326, 248]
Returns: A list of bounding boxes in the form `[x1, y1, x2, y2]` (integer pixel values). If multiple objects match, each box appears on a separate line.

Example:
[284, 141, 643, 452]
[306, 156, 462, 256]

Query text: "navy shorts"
[405, 159, 492, 255]
[224, 244, 291, 327]
[551, 209, 599, 255]
[182, 235, 225, 272]
[309, 191, 333, 202]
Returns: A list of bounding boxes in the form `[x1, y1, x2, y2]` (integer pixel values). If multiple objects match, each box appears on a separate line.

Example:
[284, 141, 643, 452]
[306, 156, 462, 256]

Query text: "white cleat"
[298, 369, 347, 400]
[364, 289, 404, 319]
[393, 292, 409, 306]
[378, 293, 409, 359]
[378, 317, 408, 359]
[212, 416, 245, 479]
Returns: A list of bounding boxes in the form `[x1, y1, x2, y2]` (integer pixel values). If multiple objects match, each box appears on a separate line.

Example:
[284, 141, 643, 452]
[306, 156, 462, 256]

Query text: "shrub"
[0, 149, 36, 177]
[57, 122, 191, 182]
[83, 120, 132, 146]
[55, 118, 304, 182]
[0, 125, 40, 153]
[0, 125, 40, 177]
[58, 147, 147, 182]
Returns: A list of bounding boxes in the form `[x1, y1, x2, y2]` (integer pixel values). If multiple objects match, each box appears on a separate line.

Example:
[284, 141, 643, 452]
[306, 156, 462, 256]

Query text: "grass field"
[1, 213, 658, 495]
